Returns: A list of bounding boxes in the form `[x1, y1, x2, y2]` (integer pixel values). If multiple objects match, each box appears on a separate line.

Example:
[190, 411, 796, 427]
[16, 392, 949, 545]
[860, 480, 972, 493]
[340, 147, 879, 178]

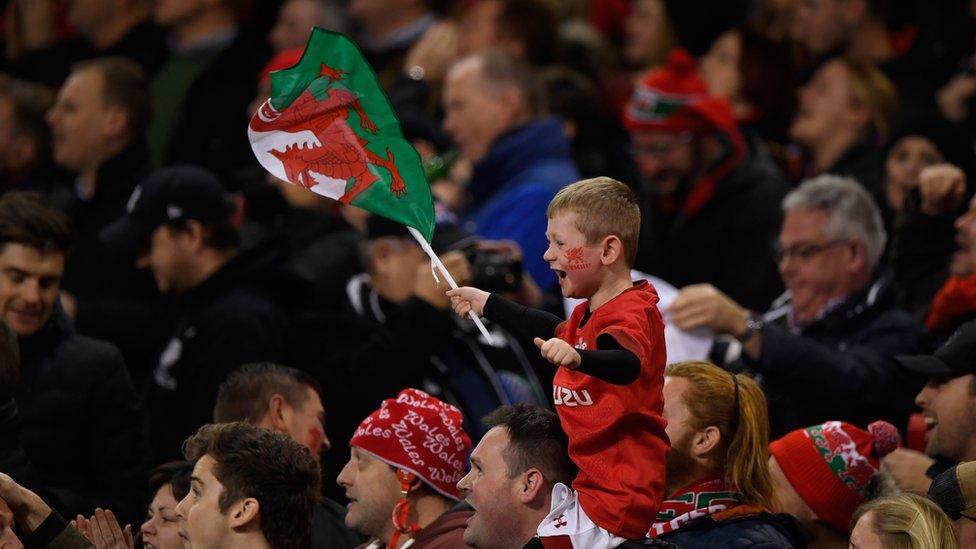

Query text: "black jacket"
[15, 307, 147, 524]
[659, 511, 807, 548]
[716, 273, 929, 437]
[635, 138, 787, 311]
[54, 140, 167, 384]
[310, 499, 364, 548]
[147, 240, 293, 463]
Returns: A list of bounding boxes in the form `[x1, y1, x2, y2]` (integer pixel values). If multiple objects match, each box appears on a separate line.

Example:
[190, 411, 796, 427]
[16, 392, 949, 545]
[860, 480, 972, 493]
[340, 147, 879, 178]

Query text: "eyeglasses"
[629, 132, 694, 159]
[772, 239, 851, 263]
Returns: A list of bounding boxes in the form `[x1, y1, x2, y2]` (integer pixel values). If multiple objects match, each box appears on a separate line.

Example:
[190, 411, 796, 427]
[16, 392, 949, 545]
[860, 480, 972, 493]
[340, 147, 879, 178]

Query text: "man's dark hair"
[148, 460, 194, 502]
[483, 404, 577, 487]
[495, 0, 557, 66]
[72, 56, 151, 137]
[214, 363, 322, 424]
[478, 50, 547, 119]
[0, 74, 53, 162]
[0, 191, 73, 255]
[183, 423, 321, 549]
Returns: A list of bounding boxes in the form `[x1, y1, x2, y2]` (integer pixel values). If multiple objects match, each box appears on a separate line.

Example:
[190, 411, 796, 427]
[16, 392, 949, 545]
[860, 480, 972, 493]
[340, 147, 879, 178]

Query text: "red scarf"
[648, 476, 743, 537]
[926, 273, 976, 333]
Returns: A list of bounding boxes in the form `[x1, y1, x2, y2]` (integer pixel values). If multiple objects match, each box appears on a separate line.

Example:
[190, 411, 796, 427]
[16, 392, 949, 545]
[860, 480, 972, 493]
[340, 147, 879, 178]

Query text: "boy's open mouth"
[555, 269, 567, 279]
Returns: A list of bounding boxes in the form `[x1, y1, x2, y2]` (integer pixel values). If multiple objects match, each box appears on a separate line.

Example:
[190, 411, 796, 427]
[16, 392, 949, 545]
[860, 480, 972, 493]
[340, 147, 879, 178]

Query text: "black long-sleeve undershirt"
[483, 294, 640, 385]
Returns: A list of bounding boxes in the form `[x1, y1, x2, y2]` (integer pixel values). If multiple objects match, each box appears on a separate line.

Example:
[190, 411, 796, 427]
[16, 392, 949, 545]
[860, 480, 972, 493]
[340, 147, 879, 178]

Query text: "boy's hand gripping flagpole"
[407, 226, 493, 344]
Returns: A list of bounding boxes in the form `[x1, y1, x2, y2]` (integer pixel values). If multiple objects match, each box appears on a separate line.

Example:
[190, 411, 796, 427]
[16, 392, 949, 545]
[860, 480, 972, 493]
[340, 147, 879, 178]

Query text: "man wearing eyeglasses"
[669, 174, 928, 437]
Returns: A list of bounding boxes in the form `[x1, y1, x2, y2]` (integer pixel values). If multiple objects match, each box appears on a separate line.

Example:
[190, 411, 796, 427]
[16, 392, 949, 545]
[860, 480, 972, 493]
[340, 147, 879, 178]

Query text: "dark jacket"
[55, 140, 167, 384]
[311, 499, 364, 548]
[463, 117, 580, 290]
[2, 19, 168, 85]
[355, 503, 474, 549]
[717, 273, 929, 437]
[659, 510, 807, 548]
[16, 307, 147, 524]
[147, 240, 292, 463]
[889, 200, 959, 321]
[635, 138, 787, 311]
[160, 25, 271, 185]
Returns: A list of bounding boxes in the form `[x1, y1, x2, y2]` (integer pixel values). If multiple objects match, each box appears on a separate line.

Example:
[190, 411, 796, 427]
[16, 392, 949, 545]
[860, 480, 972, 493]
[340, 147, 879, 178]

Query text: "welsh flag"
[247, 28, 435, 241]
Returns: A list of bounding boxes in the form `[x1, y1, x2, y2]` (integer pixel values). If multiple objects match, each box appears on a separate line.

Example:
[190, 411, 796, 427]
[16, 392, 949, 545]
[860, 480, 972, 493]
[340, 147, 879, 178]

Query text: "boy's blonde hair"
[547, 177, 640, 265]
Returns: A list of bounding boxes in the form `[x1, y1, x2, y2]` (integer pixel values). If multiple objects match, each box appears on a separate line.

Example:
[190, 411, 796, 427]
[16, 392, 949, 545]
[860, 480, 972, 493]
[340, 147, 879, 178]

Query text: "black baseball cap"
[897, 320, 976, 377]
[101, 165, 234, 257]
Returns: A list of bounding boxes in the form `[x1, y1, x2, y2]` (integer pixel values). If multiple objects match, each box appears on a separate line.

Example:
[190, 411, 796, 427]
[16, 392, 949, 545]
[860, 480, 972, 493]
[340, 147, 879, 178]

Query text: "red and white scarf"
[648, 476, 743, 537]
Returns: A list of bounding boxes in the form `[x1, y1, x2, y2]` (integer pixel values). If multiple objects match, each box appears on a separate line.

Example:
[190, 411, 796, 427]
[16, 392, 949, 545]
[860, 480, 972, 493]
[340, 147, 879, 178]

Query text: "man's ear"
[517, 468, 545, 503]
[371, 239, 395, 276]
[600, 235, 623, 265]
[845, 239, 866, 274]
[180, 220, 208, 252]
[265, 394, 289, 432]
[229, 497, 261, 530]
[102, 105, 130, 140]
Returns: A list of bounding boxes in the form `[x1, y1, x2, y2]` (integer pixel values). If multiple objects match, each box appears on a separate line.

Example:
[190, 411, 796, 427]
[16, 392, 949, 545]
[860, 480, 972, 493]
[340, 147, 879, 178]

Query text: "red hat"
[769, 420, 901, 533]
[624, 48, 744, 139]
[349, 388, 472, 500]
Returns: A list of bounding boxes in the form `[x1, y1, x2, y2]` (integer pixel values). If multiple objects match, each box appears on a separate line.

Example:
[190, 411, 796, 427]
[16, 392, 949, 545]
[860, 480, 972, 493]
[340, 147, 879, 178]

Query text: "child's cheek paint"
[564, 246, 591, 271]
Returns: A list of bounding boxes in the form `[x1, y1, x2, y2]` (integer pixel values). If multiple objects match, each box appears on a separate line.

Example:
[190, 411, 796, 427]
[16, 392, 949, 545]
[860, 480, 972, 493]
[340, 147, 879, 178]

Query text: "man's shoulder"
[49, 331, 124, 370]
[660, 510, 807, 548]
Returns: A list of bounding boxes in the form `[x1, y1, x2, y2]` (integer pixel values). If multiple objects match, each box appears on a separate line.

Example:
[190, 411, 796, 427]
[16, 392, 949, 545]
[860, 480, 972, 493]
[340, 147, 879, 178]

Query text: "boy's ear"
[600, 235, 623, 265]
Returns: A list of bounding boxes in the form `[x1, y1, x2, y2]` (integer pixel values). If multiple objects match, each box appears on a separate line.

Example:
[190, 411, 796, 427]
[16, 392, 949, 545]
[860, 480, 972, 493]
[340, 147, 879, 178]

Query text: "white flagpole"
[407, 226, 493, 344]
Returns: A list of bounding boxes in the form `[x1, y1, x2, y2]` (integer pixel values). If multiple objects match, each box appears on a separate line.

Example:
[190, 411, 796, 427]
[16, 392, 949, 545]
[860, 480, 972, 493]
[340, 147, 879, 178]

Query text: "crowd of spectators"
[0, 0, 974, 547]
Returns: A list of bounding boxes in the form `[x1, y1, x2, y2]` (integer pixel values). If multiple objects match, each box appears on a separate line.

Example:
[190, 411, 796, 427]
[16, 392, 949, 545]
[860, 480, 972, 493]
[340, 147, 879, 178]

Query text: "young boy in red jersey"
[448, 177, 669, 548]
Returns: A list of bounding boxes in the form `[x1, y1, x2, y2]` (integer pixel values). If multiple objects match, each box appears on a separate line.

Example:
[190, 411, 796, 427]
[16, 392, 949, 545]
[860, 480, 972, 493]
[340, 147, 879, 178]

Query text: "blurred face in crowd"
[885, 136, 944, 213]
[0, 244, 63, 338]
[176, 455, 243, 549]
[46, 69, 124, 174]
[457, 426, 527, 549]
[154, 0, 207, 27]
[849, 511, 885, 549]
[951, 195, 976, 276]
[337, 448, 402, 539]
[790, 0, 851, 55]
[269, 0, 325, 53]
[69, 0, 116, 38]
[443, 59, 521, 163]
[915, 374, 976, 463]
[789, 60, 866, 152]
[459, 0, 501, 56]
[0, 98, 39, 176]
[0, 498, 23, 549]
[699, 30, 742, 102]
[275, 386, 330, 461]
[370, 237, 426, 303]
[624, 0, 671, 68]
[630, 130, 697, 196]
[137, 225, 198, 294]
[141, 484, 184, 549]
[347, 0, 396, 33]
[769, 455, 818, 532]
[777, 207, 862, 325]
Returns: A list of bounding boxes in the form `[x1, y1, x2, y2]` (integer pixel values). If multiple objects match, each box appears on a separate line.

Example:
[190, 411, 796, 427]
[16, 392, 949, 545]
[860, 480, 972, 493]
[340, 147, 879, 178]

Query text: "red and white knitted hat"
[349, 388, 472, 500]
[624, 48, 740, 138]
[769, 420, 901, 533]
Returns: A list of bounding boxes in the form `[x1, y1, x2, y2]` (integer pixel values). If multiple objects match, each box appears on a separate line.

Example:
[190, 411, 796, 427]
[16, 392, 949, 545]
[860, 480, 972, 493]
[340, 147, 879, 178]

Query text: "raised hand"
[534, 337, 581, 370]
